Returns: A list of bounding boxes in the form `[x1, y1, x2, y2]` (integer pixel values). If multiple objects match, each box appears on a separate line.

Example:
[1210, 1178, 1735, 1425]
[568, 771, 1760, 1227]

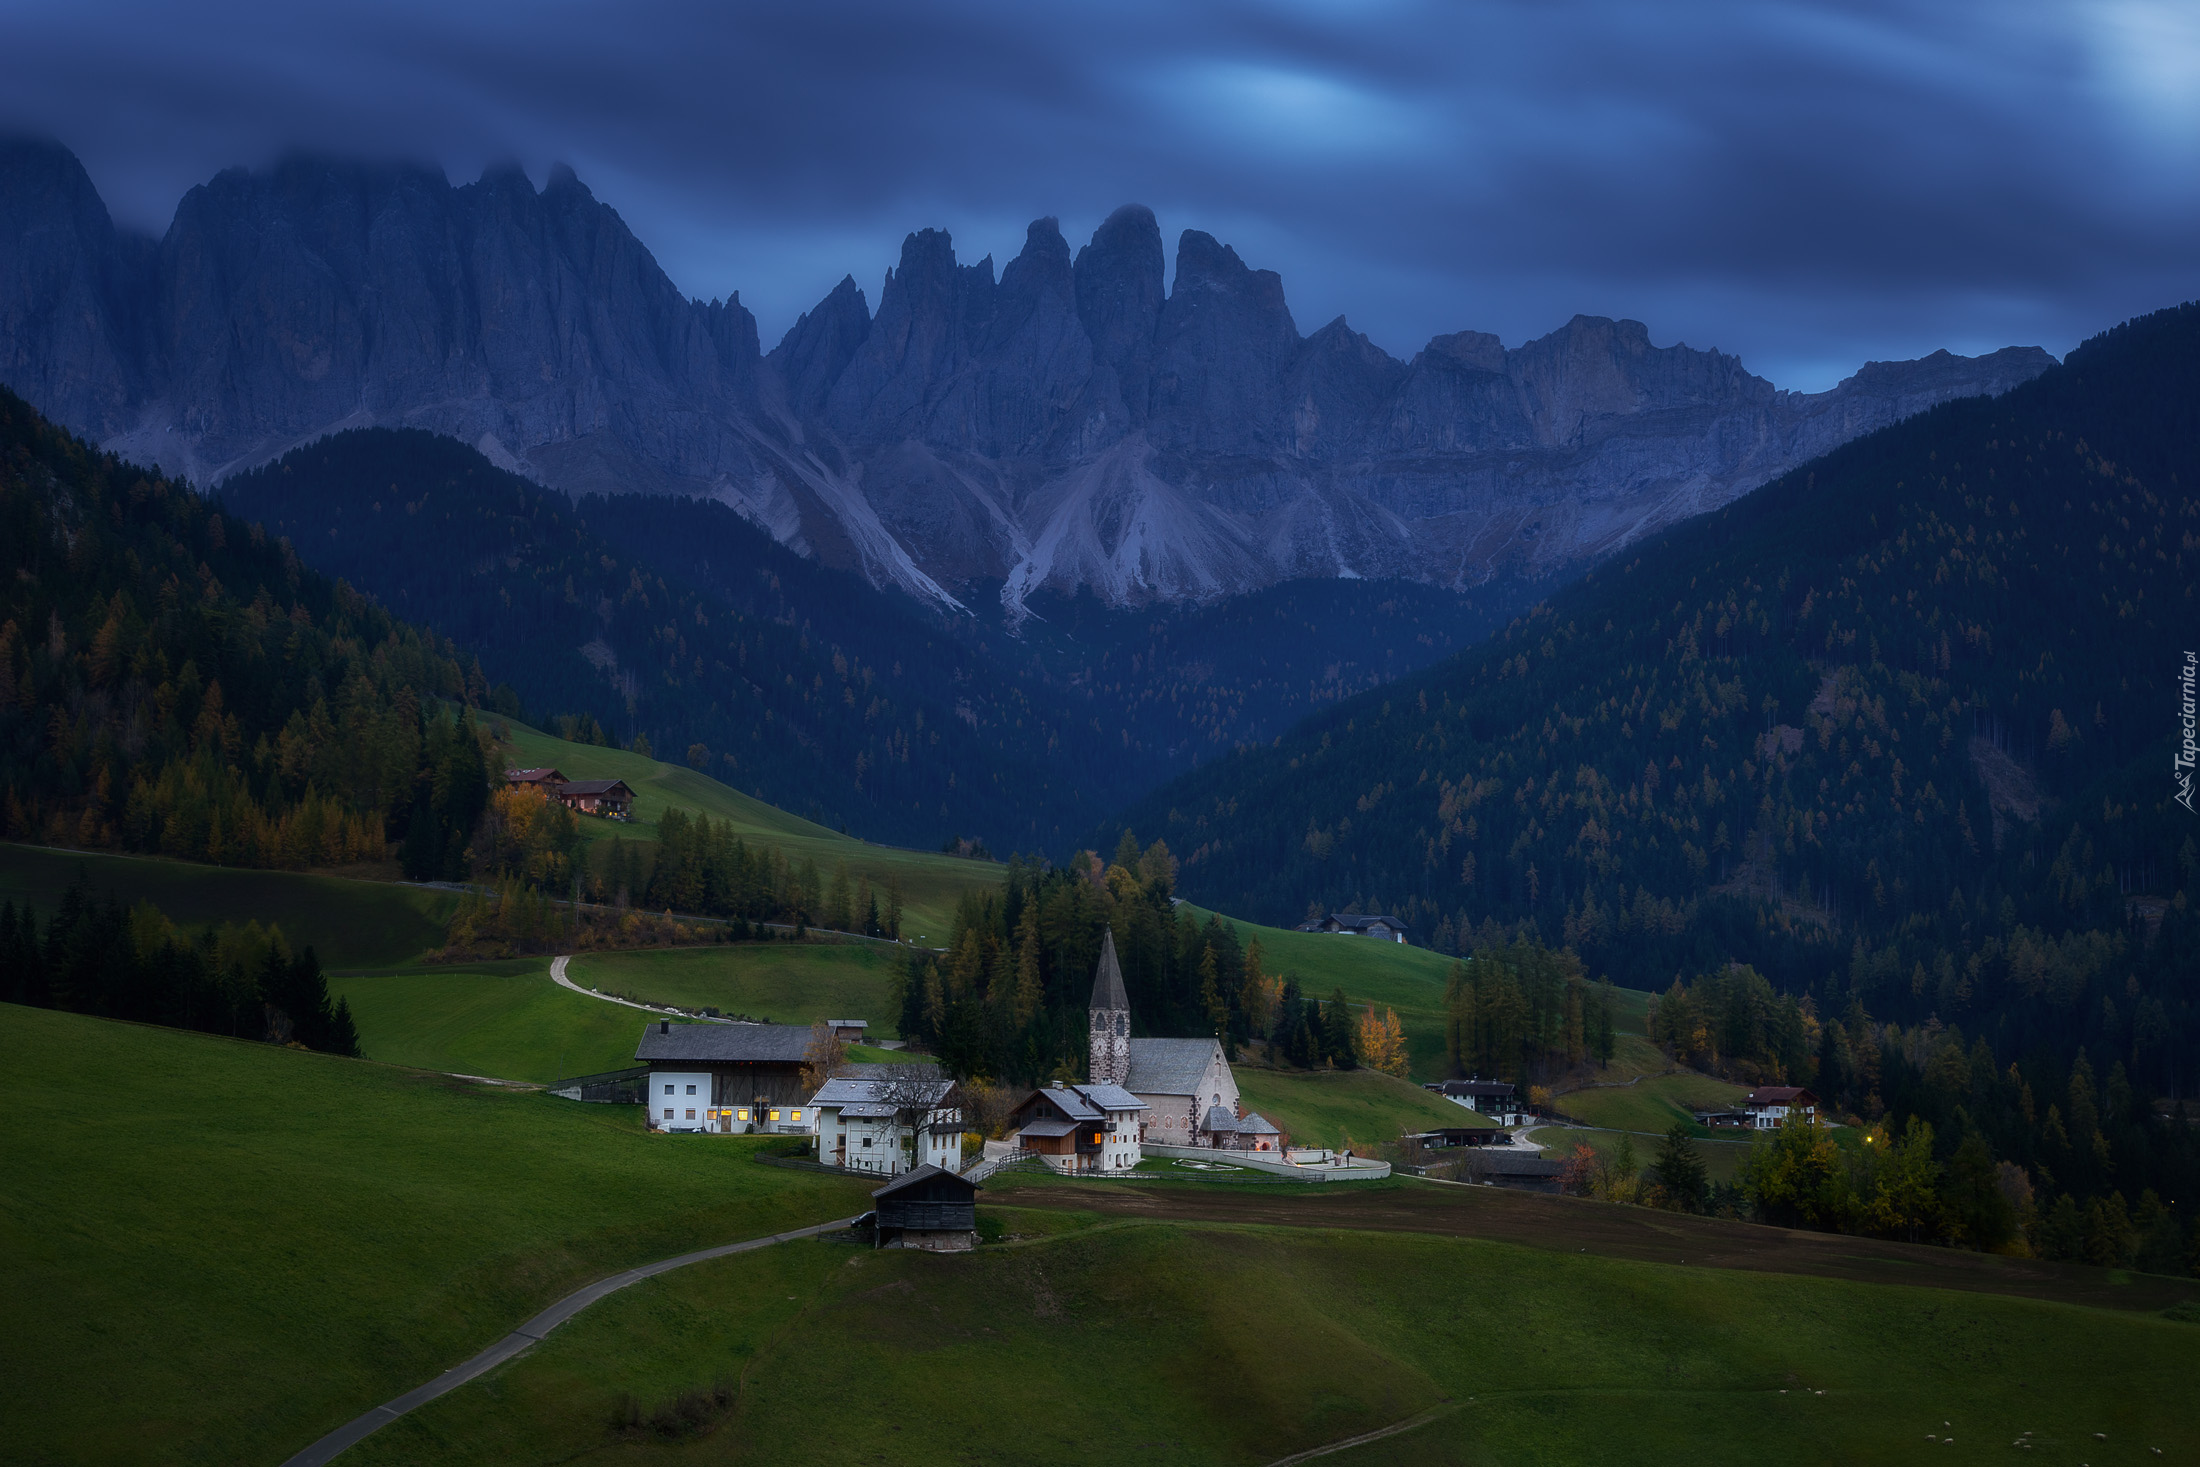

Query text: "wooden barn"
[869, 1164, 979, 1251]
[557, 777, 635, 818]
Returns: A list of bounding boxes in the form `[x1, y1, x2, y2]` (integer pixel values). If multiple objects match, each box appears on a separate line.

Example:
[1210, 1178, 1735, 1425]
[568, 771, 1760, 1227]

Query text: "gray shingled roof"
[809, 1071, 953, 1108]
[634, 1022, 812, 1064]
[1203, 1105, 1240, 1133]
[870, 1163, 976, 1201]
[1017, 1116, 1077, 1137]
[560, 778, 633, 797]
[1088, 927, 1128, 1012]
[1126, 1037, 1220, 1097]
[1075, 1083, 1148, 1113]
[1238, 1111, 1280, 1135]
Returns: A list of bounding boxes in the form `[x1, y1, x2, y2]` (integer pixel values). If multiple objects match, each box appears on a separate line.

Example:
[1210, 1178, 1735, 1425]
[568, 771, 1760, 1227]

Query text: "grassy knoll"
[1557, 1069, 1753, 1137]
[499, 720, 994, 941]
[568, 942, 901, 1035]
[334, 962, 644, 1081]
[348, 1210, 2200, 1467]
[0, 1003, 871, 1467]
[1532, 1124, 1758, 1185]
[0, 840, 455, 967]
[1183, 902, 1655, 1080]
[1235, 1063, 1486, 1149]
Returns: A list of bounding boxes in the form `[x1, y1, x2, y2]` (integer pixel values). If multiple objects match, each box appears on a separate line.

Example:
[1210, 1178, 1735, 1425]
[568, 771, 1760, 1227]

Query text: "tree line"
[0, 877, 359, 1056]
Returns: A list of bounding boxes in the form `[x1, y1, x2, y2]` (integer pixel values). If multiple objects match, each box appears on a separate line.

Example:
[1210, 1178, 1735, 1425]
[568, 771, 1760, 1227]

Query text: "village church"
[1087, 928, 1277, 1151]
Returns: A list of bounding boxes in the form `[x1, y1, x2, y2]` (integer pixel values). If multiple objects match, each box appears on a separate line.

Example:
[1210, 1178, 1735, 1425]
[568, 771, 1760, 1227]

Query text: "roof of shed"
[871, 1163, 977, 1201]
[560, 778, 632, 796]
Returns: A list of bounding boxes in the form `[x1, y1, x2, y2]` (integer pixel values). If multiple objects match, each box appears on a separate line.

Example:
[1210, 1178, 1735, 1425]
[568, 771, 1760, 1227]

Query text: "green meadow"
[0, 1002, 871, 1467]
[1235, 1063, 1483, 1150]
[568, 942, 902, 1035]
[346, 1210, 2200, 1467]
[334, 961, 646, 1081]
[1556, 1068, 1754, 1137]
[0, 840, 455, 968]
[1532, 1124, 1759, 1185]
[499, 720, 997, 941]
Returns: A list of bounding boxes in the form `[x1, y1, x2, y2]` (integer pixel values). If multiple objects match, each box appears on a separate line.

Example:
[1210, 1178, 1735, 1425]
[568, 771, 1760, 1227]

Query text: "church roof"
[1088, 927, 1129, 1012]
[1126, 1037, 1221, 1097]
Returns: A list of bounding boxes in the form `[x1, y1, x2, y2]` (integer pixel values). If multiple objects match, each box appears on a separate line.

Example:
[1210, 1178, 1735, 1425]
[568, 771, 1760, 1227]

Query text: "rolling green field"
[335, 962, 646, 1081]
[1533, 1124, 1759, 1185]
[1556, 1069, 1754, 1137]
[1185, 903, 1655, 1081]
[1235, 1064, 1487, 1150]
[0, 1002, 871, 1467]
[346, 1209, 2200, 1467]
[0, 841, 456, 968]
[567, 943, 902, 1035]
[499, 720, 996, 941]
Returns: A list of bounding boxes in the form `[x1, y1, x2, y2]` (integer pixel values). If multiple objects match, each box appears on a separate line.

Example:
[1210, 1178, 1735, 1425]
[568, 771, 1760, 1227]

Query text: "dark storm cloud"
[4, 0, 2196, 387]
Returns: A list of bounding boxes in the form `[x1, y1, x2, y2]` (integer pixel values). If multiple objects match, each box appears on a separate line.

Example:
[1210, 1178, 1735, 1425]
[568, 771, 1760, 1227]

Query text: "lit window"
[736, 1108, 749, 1121]
[770, 1110, 782, 1122]
[792, 1109, 803, 1122]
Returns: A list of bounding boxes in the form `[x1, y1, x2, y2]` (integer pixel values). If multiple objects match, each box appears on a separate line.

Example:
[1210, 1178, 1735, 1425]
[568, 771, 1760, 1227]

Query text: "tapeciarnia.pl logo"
[2179, 650, 2198, 813]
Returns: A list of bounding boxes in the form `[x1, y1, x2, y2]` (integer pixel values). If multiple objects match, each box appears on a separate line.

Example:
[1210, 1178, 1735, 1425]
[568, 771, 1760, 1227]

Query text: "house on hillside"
[635, 1019, 812, 1133]
[869, 1164, 979, 1251]
[826, 1019, 869, 1044]
[505, 767, 567, 791]
[1008, 1081, 1147, 1173]
[1294, 913, 1409, 943]
[1743, 1086, 1819, 1130]
[1426, 1078, 1526, 1127]
[1085, 927, 1243, 1146]
[557, 777, 635, 818]
[1461, 1150, 1566, 1192]
[808, 1067, 961, 1176]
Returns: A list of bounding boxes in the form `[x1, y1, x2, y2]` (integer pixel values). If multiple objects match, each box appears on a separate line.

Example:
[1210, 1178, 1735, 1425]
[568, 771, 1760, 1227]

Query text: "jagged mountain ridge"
[0, 137, 2054, 612]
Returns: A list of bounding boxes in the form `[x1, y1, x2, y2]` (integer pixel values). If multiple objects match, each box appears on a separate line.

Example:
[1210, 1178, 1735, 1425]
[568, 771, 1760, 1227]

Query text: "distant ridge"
[0, 136, 2052, 613]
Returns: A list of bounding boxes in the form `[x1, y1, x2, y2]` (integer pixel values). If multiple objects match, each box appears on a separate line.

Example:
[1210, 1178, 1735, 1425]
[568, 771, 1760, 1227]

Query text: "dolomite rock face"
[0, 136, 2055, 613]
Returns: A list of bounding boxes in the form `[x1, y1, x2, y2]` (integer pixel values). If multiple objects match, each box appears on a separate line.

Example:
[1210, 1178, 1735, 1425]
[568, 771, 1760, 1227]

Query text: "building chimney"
[659, 1020, 669, 1034]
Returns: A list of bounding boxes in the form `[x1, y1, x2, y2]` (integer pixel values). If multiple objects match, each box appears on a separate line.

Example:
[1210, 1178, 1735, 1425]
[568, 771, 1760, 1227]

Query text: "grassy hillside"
[1235, 1064, 1485, 1149]
[567, 944, 899, 1035]
[0, 841, 455, 968]
[1557, 1070, 1755, 1136]
[1185, 902, 1653, 1079]
[1534, 1124, 1759, 1185]
[347, 1212, 2200, 1467]
[334, 962, 645, 1081]
[0, 1003, 869, 1467]
[500, 719, 995, 942]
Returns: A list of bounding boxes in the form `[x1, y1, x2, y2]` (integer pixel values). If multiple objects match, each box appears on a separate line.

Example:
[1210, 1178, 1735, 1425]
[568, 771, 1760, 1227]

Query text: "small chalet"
[825, 1019, 869, 1043]
[1009, 1081, 1147, 1174]
[808, 1067, 962, 1176]
[635, 1019, 812, 1133]
[1743, 1086, 1819, 1130]
[1294, 912, 1409, 943]
[870, 1164, 979, 1251]
[1426, 1078, 1526, 1126]
[505, 767, 567, 790]
[557, 777, 635, 818]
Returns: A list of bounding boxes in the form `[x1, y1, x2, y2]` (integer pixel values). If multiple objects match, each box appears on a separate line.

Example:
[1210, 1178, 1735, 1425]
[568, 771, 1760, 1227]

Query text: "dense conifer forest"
[0, 389, 493, 877]
[1112, 304, 2200, 1237]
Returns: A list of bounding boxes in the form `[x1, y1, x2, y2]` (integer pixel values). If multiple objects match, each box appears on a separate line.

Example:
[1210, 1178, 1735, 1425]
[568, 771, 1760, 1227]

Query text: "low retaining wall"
[1141, 1143, 1390, 1182]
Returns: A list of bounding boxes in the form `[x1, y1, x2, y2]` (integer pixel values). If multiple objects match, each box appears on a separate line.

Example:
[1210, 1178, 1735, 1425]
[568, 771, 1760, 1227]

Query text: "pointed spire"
[1089, 926, 1128, 1013]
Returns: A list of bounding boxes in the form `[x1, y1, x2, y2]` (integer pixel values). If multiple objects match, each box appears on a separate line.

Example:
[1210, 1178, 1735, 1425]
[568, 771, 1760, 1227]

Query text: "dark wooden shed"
[870, 1164, 979, 1251]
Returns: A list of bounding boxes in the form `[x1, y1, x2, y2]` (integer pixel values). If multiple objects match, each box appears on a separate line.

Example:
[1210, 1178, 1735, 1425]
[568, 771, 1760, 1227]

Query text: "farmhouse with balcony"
[1008, 1081, 1147, 1173]
[1426, 1078, 1526, 1126]
[505, 767, 567, 791]
[808, 1068, 962, 1177]
[556, 777, 635, 818]
[1743, 1086, 1820, 1129]
[635, 1019, 812, 1133]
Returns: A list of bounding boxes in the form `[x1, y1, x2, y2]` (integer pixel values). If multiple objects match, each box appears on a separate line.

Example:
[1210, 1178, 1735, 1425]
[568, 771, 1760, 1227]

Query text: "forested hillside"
[220, 430, 1111, 849]
[1113, 305, 2200, 1221]
[0, 389, 492, 876]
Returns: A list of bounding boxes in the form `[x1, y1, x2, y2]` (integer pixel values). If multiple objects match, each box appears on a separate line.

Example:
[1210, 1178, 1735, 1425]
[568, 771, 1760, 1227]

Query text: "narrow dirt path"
[547, 953, 684, 1016]
[277, 1216, 856, 1467]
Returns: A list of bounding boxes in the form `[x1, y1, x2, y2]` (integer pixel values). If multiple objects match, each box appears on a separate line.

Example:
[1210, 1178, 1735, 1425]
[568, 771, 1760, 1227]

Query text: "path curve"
[1262, 1402, 1465, 1465]
[548, 954, 686, 1017]
[279, 1216, 856, 1467]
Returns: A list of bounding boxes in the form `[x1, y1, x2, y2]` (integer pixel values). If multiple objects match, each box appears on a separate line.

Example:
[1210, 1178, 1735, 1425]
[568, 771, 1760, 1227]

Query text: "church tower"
[1088, 926, 1130, 1087]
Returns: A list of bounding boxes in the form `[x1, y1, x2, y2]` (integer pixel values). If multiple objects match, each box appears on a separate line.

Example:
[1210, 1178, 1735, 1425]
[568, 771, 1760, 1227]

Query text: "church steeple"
[1088, 926, 1130, 1086]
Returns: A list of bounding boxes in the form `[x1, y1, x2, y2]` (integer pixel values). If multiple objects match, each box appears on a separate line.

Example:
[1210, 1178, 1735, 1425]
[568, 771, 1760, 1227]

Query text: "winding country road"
[547, 953, 686, 1015]
[277, 1217, 856, 1467]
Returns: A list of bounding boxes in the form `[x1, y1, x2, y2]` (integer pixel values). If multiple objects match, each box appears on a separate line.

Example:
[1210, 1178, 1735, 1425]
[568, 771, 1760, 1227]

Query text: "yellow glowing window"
[792, 1109, 803, 1122]
[736, 1108, 749, 1121]
[770, 1110, 782, 1122]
